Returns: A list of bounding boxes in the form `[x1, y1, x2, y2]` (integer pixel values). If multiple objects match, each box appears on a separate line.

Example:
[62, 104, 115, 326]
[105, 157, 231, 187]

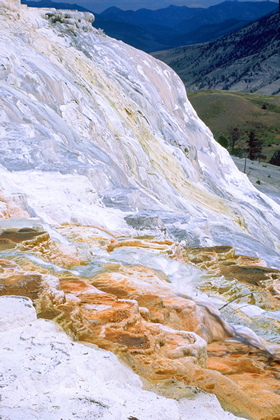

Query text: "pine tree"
[228, 127, 241, 155]
[269, 150, 280, 166]
[217, 135, 228, 149]
[246, 130, 263, 161]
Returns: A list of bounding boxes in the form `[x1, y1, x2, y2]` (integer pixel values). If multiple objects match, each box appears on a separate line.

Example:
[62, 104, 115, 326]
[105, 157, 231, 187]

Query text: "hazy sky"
[57, 0, 275, 13]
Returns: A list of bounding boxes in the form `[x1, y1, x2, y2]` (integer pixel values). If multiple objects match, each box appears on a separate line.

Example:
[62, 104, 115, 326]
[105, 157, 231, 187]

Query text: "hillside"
[187, 90, 280, 160]
[92, 14, 171, 52]
[172, 18, 249, 46]
[153, 10, 280, 94]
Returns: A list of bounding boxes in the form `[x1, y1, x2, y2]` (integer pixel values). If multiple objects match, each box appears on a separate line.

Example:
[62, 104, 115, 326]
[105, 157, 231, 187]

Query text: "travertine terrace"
[0, 1, 280, 419]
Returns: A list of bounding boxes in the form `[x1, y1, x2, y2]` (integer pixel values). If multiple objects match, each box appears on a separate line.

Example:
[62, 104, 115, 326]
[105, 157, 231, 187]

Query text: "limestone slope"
[1, 4, 280, 418]
[0, 1, 280, 267]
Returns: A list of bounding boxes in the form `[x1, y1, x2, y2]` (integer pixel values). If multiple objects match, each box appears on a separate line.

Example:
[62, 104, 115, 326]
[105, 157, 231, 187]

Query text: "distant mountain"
[153, 10, 280, 95]
[21, 0, 277, 52]
[93, 15, 170, 52]
[21, 0, 91, 12]
[97, 1, 277, 51]
[99, 4, 203, 28]
[174, 0, 278, 33]
[172, 18, 249, 46]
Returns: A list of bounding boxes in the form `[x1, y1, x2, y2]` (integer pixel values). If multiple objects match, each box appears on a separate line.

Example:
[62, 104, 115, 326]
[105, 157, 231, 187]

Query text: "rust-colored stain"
[105, 330, 150, 349]
[1, 233, 280, 420]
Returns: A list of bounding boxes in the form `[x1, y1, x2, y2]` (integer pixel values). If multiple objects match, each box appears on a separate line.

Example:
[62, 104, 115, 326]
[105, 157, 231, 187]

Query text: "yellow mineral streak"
[18, 16, 246, 229]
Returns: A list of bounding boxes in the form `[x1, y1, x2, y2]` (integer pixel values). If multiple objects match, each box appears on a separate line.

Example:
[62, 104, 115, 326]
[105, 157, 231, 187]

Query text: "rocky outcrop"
[183, 245, 280, 299]
[1, 229, 280, 419]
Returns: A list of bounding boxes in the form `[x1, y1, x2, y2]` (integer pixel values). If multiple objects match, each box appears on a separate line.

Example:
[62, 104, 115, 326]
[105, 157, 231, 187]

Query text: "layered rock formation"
[1, 226, 280, 419]
[1, 0, 280, 266]
[0, 1, 280, 420]
[2, 294, 253, 420]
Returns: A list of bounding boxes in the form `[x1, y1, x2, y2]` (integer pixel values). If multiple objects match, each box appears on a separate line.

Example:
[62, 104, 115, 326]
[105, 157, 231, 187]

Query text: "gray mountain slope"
[153, 10, 280, 95]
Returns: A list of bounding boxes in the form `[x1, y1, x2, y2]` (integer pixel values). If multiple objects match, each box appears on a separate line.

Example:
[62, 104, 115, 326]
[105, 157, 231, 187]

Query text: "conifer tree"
[246, 130, 263, 161]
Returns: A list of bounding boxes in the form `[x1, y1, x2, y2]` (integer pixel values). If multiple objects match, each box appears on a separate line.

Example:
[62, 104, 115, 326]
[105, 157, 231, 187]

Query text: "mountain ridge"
[21, 0, 277, 52]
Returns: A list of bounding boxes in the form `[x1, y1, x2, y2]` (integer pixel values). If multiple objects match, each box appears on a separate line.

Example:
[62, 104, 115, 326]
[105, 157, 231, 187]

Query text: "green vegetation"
[217, 135, 228, 149]
[188, 90, 280, 161]
[269, 150, 280, 166]
[246, 130, 264, 161]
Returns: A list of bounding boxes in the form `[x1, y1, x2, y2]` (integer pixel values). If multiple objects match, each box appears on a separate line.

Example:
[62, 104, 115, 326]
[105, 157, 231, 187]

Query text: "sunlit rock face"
[0, 0, 280, 267]
[1, 2, 280, 420]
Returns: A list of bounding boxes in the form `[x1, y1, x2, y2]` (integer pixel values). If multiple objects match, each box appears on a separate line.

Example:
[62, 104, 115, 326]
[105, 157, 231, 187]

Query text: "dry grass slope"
[188, 90, 280, 161]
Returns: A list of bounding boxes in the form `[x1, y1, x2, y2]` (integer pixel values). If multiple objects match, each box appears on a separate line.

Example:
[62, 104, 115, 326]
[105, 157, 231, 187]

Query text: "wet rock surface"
[1, 228, 280, 419]
[183, 245, 280, 298]
[207, 340, 280, 410]
[0, 296, 247, 420]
